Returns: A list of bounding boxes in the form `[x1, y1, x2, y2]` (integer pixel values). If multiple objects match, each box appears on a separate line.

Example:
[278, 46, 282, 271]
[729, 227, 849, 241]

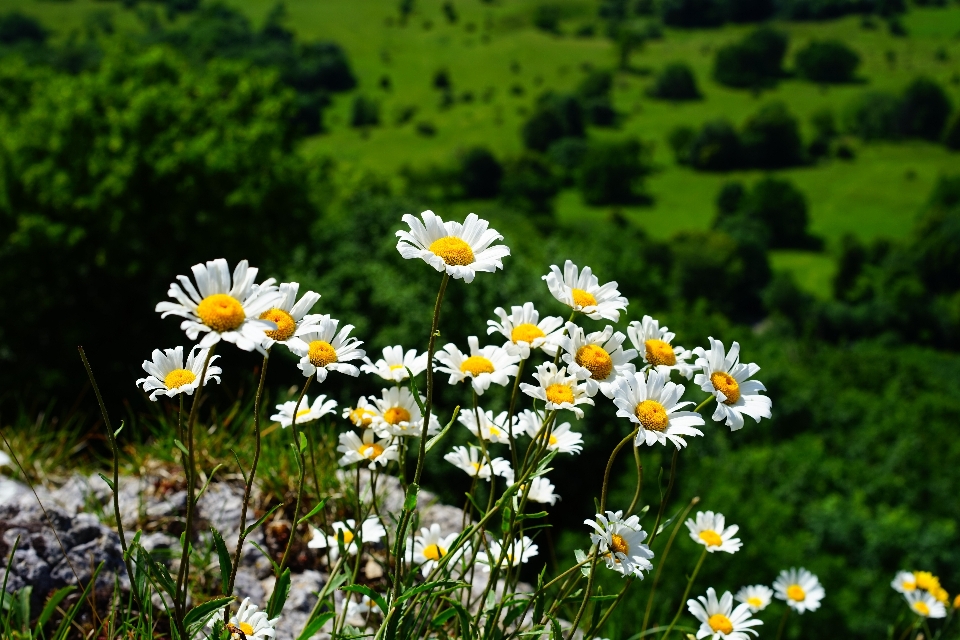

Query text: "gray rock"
[269, 569, 327, 640]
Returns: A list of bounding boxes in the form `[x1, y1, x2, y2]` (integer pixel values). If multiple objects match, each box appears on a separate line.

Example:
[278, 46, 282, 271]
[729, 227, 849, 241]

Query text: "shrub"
[688, 119, 742, 171]
[0, 12, 47, 45]
[794, 40, 861, 83]
[944, 112, 960, 151]
[713, 27, 788, 89]
[667, 125, 697, 164]
[577, 69, 613, 100]
[433, 68, 451, 90]
[546, 137, 590, 183]
[739, 177, 812, 248]
[534, 4, 562, 33]
[649, 62, 701, 100]
[660, 0, 727, 27]
[350, 95, 380, 127]
[459, 147, 503, 199]
[500, 153, 561, 214]
[899, 77, 953, 141]
[843, 90, 902, 140]
[779, 0, 867, 20]
[728, 0, 775, 21]
[717, 181, 747, 216]
[521, 93, 585, 151]
[577, 139, 651, 205]
[740, 101, 805, 168]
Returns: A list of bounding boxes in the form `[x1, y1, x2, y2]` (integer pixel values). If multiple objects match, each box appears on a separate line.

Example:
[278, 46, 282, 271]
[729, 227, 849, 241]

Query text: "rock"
[268, 569, 328, 640]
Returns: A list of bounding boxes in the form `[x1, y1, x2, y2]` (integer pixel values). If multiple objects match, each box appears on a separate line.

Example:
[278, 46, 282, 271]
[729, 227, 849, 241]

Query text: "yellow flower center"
[164, 369, 196, 390]
[359, 443, 385, 458]
[239, 622, 255, 636]
[610, 533, 629, 555]
[511, 323, 545, 344]
[747, 597, 763, 608]
[338, 529, 355, 544]
[349, 407, 375, 427]
[571, 288, 597, 308]
[548, 434, 558, 447]
[196, 293, 246, 332]
[707, 614, 733, 635]
[296, 408, 312, 419]
[698, 530, 723, 547]
[389, 364, 405, 371]
[259, 308, 296, 342]
[644, 339, 676, 366]
[423, 543, 446, 561]
[635, 400, 669, 432]
[461, 355, 495, 376]
[914, 601, 931, 617]
[308, 340, 338, 367]
[383, 406, 412, 425]
[915, 572, 940, 592]
[953, 593, 960, 609]
[489, 426, 502, 437]
[787, 585, 806, 602]
[575, 345, 613, 380]
[710, 371, 741, 404]
[429, 236, 475, 266]
[545, 383, 574, 405]
[934, 588, 949, 604]
[471, 461, 482, 473]
[902, 580, 916, 591]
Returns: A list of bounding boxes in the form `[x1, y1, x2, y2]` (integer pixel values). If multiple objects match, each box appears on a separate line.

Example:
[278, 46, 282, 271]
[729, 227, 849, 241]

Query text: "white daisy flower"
[626, 315, 694, 379]
[345, 593, 382, 626]
[904, 590, 947, 619]
[891, 571, 918, 594]
[559, 323, 637, 399]
[486, 302, 564, 359]
[337, 430, 399, 470]
[543, 260, 628, 322]
[520, 362, 595, 419]
[206, 597, 279, 639]
[435, 336, 520, 395]
[406, 524, 460, 576]
[444, 446, 512, 481]
[693, 338, 772, 431]
[270, 394, 338, 428]
[343, 397, 378, 428]
[369, 387, 434, 438]
[687, 588, 762, 640]
[395, 210, 510, 283]
[523, 476, 559, 505]
[288, 316, 366, 383]
[136, 346, 221, 401]
[258, 282, 322, 350]
[612, 371, 705, 450]
[519, 413, 584, 455]
[585, 510, 654, 579]
[685, 511, 742, 554]
[308, 517, 386, 561]
[156, 259, 280, 353]
[774, 568, 825, 614]
[734, 585, 773, 612]
[360, 345, 428, 382]
[459, 408, 516, 445]
[477, 536, 539, 572]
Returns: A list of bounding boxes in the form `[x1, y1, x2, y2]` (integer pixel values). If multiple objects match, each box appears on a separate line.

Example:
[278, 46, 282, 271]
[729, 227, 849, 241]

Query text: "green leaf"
[174, 439, 190, 457]
[548, 614, 563, 640]
[249, 541, 281, 576]
[501, 507, 512, 535]
[341, 584, 388, 614]
[574, 549, 591, 577]
[405, 367, 428, 416]
[183, 596, 233, 634]
[656, 506, 684, 536]
[533, 566, 546, 624]
[590, 585, 604, 632]
[297, 497, 329, 525]
[517, 511, 548, 520]
[298, 431, 308, 452]
[267, 568, 291, 619]
[211, 528, 233, 596]
[395, 580, 465, 605]
[425, 406, 460, 453]
[245, 503, 284, 538]
[97, 473, 115, 492]
[230, 449, 248, 485]
[430, 607, 457, 628]
[114, 421, 125, 438]
[441, 597, 474, 639]
[36, 585, 74, 629]
[297, 612, 336, 640]
[197, 463, 223, 501]
[404, 484, 420, 511]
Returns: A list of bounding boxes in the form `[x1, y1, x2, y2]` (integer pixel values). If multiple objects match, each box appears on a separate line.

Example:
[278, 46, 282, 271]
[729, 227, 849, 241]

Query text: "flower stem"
[776, 607, 791, 640]
[278, 376, 314, 575]
[640, 496, 700, 636]
[648, 448, 680, 547]
[627, 445, 643, 515]
[661, 547, 708, 640]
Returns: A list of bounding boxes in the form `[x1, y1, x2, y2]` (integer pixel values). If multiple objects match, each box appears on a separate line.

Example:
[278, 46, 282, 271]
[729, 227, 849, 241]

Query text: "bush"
[459, 147, 503, 199]
[688, 119, 742, 171]
[649, 62, 701, 100]
[713, 27, 788, 89]
[740, 101, 805, 169]
[667, 125, 697, 164]
[899, 77, 953, 141]
[577, 69, 613, 100]
[521, 93, 585, 151]
[843, 90, 902, 140]
[0, 12, 47, 45]
[944, 112, 960, 151]
[740, 177, 813, 248]
[546, 137, 590, 183]
[660, 0, 727, 27]
[794, 40, 861, 83]
[779, 0, 868, 20]
[728, 0, 775, 21]
[500, 153, 561, 215]
[350, 95, 380, 127]
[534, 4, 562, 33]
[577, 139, 651, 205]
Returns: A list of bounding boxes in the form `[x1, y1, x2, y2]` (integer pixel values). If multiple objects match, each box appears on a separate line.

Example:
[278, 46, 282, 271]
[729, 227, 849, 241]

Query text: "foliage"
[740, 101, 806, 169]
[500, 153, 562, 218]
[713, 27, 788, 89]
[576, 69, 617, 126]
[843, 89, 903, 140]
[577, 139, 652, 205]
[459, 147, 503, 199]
[898, 77, 953, 142]
[521, 92, 586, 152]
[661, 0, 728, 27]
[794, 39, 861, 83]
[686, 119, 743, 171]
[350, 95, 381, 128]
[649, 61, 701, 100]
[714, 177, 817, 249]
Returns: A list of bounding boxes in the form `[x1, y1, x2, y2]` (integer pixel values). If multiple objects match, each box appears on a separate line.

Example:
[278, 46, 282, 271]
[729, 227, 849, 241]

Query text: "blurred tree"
[898, 77, 952, 141]
[521, 93, 585, 151]
[578, 139, 651, 205]
[844, 90, 902, 140]
[740, 101, 805, 168]
[713, 27, 788, 89]
[794, 39, 861, 83]
[459, 147, 503, 199]
[688, 119, 742, 171]
[500, 153, 561, 219]
[649, 61, 701, 100]
[660, 0, 727, 27]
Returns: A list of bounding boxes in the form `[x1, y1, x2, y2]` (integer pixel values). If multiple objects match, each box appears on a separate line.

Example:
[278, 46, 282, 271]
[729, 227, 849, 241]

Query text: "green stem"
[506, 358, 525, 472]
[640, 497, 701, 636]
[627, 445, 643, 515]
[277, 376, 314, 575]
[661, 547, 708, 640]
[776, 607, 791, 640]
[648, 448, 680, 547]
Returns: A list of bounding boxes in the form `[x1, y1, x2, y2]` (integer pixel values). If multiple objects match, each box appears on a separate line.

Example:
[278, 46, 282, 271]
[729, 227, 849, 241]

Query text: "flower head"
[487, 302, 564, 359]
[687, 588, 762, 640]
[206, 597, 279, 639]
[270, 394, 338, 428]
[627, 315, 694, 379]
[308, 517, 386, 561]
[459, 408, 516, 446]
[343, 397, 378, 428]
[904, 590, 947, 619]
[396, 210, 510, 283]
[156, 259, 280, 353]
[543, 260, 628, 322]
[734, 585, 773, 613]
[337, 430, 399, 470]
[520, 362, 595, 419]
[136, 346, 221, 401]
[686, 511, 742, 554]
[435, 336, 520, 395]
[288, 316, 366, 383]
[258, 282, 322, 350]
[524, 476, 559, 505]
[693, 338, 772, 431]
[406, 524, 460, 576]
[559, 323, 637, 398]
[360, 345, 428, 382]
[519, 413, 584, 454]
[369, 387, 435, 438]
[585, 510, 654, 578]
[891, 571, 918, 594]
[444, 446, 512, 481]
[477, 536, 539, 572]
[612, 371, 705, 450]
[773, 568, 825, 614]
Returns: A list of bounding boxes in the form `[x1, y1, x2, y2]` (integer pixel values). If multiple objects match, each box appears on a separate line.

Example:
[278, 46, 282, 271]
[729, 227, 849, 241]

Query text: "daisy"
[406, 524, 460, 576]
[774, 568, 825, 614]
[735, 585, 773, 613]
[913, 571, 942, 593]
[369, 387, 433, 438]
[626, 315, 695, 379]
[444, 446, 512, 481]
[520, 362, 595, 419]
[612, 371, 705, 450]
[288, 316, 366, 383]
[543, 260, 628, 322]
[585, 511, 654, 579]
[686, 511, 742, 554]
[435, 336, 520, 395]
[904, 590, 947, 619]
[693, 338, 772, 431]
[345, 593, 382, 625]
[933, 587, 950, 605]
[360, 345, 428, 382]
[258, 282, 322, 350]
[477, 536, 539, 572]
[308, 517, 386, 561]
[487, 302, 564, 359]
[337, 430, 399, 470]
[520, 415, 584, 455]
[206, 597, 278, 639]
[559, 323, 637, 398]
[270, 394, 338, 428]
[395, 210, 510, 283]
[156, 259, 280, 353]
[891, 571, 918, 594]
[343, 397, 378, 428]
[953, 594, 960, 609]
[136, 346, 221, 401]
[687, 588, 762, 640]
[523, 476, 559, 505]
[459, 408, 516, 445]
